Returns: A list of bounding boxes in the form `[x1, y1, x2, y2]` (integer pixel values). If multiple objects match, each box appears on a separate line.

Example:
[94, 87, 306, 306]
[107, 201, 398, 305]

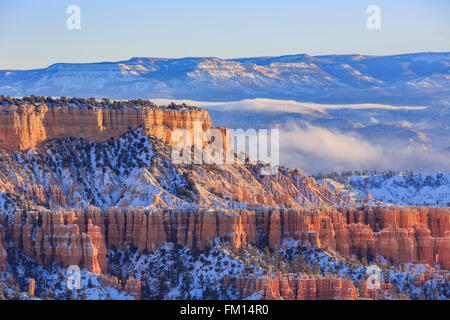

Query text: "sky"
[0, 0, 449, 69]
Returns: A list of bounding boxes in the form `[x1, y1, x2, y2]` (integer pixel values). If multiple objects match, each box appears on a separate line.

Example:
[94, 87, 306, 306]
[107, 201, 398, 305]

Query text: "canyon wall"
[0, 209, 107, 274]
[0, 104, 212, 150]
[1, 206, 448, 274]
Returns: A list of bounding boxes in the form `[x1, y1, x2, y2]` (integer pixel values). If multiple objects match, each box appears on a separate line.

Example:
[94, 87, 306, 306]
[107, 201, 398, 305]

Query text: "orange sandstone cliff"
[0, 104, 212, 150]
[1, 206, 448, 273]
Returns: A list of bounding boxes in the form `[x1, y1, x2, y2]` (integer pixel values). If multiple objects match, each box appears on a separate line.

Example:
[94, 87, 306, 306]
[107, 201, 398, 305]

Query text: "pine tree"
[88, 277, 94, 288]
[357, 280, 368, 298]
[13, 284, 21, 300]
[290, 259, 299, 273]
[65, 288, 72, 300]
[180, 272, 192, 299]
[361, 257, 368, 267]
[264, 247, 271, 263]
[156, 272, 168, 299]
[237, 246, 245, 260]
[45, 287, 54, 300]
[433, 288, 440, 300]
[274, 252, 282, 269]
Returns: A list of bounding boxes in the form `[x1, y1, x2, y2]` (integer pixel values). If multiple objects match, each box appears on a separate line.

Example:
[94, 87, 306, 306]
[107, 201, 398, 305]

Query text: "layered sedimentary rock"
[1, 206, 448, 273]
[0, 104, 212, 150]
[224, 272, 357, 300]
[102, 206, 449, 268]
[1, 209, 107, 274]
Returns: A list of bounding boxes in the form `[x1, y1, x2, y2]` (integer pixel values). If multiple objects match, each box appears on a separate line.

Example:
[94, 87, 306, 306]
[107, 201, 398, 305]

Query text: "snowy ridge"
[0, 52, 448, 105]
[340, 173, 450, 206]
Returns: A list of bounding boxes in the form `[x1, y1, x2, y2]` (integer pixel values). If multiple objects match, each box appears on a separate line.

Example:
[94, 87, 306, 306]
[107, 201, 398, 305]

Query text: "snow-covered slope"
[0, 125, 368, 213]
[3, 242, 448, 300]
[342, 173, 450, 206]
[0, 129, 196, 210]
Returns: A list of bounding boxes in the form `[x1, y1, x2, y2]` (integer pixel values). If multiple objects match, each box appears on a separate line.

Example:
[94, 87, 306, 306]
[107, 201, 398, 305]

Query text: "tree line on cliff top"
[0, 95, 200, 111]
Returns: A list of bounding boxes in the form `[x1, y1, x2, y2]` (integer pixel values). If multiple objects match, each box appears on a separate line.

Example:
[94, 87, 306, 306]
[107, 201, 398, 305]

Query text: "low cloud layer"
[154, 98, 449, 174]
[153, 98, 426, 114]
[279, 123, 450, 174]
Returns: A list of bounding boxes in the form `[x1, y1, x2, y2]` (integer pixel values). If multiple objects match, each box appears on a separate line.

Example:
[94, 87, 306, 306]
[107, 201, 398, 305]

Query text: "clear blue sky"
[1, 0, 449, 69]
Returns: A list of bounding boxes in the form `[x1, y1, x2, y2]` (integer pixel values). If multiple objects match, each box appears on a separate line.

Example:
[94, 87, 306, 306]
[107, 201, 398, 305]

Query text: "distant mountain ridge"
[0, 52, 449, 104]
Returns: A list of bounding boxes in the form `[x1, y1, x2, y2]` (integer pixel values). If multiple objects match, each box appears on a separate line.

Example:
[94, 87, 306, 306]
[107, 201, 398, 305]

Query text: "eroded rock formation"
[0, 104, 212, 150]
[1, 209, 107, 274]
[224, 272, 357, 300]
[1, 206, 448, 274]
[0, 99, 448, 300]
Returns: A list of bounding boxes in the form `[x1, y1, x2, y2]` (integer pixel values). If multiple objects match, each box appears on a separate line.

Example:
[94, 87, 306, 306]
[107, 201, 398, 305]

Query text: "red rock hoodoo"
[224, 272, 357, 300]
[2, 206, 448, 273]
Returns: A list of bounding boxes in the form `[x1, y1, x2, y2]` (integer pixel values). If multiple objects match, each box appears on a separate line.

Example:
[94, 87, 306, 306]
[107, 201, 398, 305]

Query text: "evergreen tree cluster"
[0, 95, 200, 111]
